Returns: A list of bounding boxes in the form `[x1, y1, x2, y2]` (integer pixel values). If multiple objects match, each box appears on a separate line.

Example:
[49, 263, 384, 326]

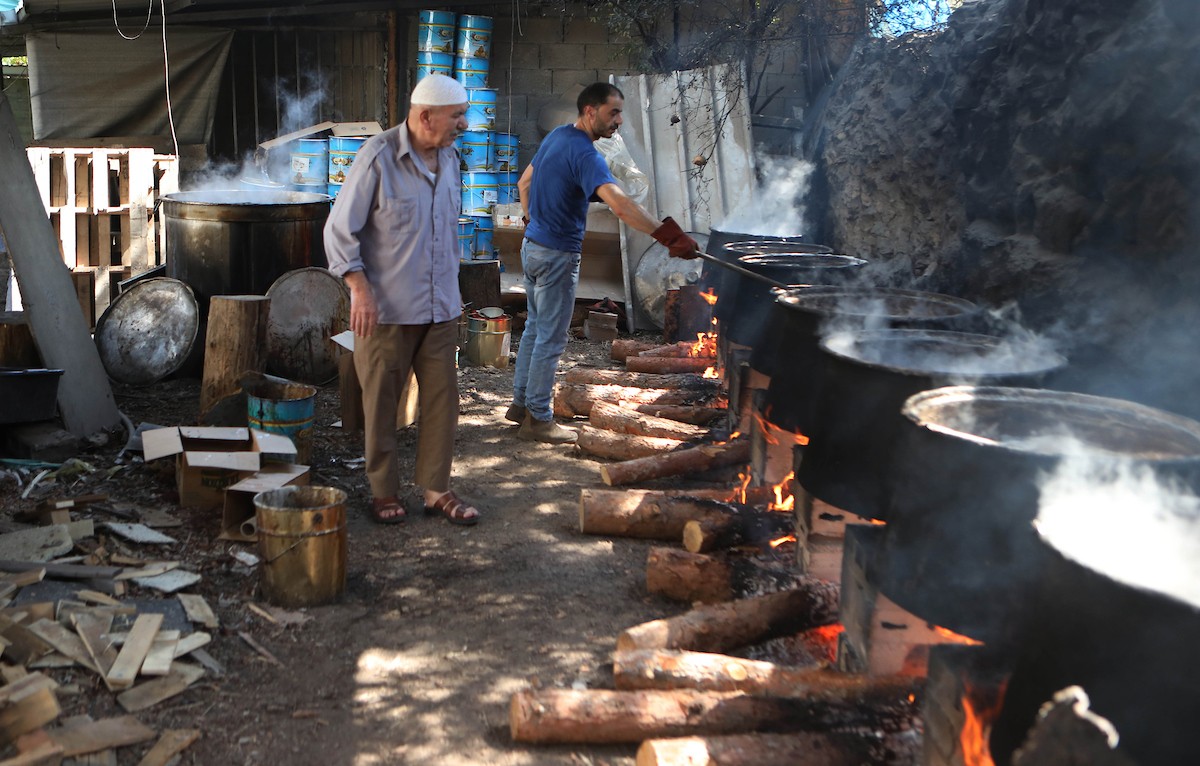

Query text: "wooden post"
[0, 91, 121, 436]
[199, 296, 270, 423]
[663, 285, 714, 344]
[458, 260, 502, 310]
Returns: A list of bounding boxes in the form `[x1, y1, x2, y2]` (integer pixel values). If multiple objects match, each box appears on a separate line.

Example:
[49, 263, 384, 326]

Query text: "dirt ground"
[0, 331, 694, 765]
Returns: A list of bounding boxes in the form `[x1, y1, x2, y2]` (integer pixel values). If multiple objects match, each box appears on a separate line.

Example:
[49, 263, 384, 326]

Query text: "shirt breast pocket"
[378, 198, 418, 231]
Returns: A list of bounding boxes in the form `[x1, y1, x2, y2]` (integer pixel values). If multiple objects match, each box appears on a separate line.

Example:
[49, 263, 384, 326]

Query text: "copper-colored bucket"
[253, 486, 347, 607]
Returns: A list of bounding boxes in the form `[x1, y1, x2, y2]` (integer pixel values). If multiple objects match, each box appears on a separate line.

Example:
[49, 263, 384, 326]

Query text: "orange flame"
[769, 534, 796, 548]
[735, 471, 752, 504]
[702, 366, 719, 379]
[768, 471, 795, 512]
[960, 677, 1007, 766]
[688, 330, 717, 358]
[700, 289, 718, 305]
[934, 625, 984, 646]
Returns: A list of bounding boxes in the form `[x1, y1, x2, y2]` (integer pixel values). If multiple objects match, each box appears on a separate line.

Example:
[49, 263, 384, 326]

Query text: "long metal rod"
[691, 249, 790, 290]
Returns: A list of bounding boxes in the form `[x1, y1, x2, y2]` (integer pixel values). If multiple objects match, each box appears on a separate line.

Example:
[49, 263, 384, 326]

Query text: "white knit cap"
[410, 74, 468, 106]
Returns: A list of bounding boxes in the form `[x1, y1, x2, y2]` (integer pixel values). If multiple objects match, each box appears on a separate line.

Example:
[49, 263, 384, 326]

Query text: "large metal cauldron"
[796, 329, 1066, 519]
[993, 507, 1200, 764]
[162, 190, 330, 312]
[761, 287, 981, 432]
[699, 230, 829, 323]
[880, 385, 1200, 645]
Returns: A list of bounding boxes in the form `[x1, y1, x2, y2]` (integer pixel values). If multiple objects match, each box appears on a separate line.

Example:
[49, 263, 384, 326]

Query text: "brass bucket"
[253, 486, 347, 608]
[465, 307, 510, 368]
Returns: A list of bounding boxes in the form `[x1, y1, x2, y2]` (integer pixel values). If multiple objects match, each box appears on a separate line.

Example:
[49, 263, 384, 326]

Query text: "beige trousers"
[354, 320, 458, 499]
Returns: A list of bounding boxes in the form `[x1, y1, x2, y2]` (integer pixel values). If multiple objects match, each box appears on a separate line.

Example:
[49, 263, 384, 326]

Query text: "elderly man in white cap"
[325, 74, 480, 527]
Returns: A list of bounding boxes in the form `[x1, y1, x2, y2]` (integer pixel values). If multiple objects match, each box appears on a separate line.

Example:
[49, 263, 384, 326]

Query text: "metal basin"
[94, 277, 199, 385]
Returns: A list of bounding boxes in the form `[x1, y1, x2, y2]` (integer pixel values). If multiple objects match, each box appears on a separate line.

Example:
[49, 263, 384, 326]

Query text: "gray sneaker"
[504, 403, 527, 424]
[518, 413, 578, 444]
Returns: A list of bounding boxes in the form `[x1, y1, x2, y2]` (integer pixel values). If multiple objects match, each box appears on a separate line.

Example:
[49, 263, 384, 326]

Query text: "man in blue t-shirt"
[506, 82, 700, 444]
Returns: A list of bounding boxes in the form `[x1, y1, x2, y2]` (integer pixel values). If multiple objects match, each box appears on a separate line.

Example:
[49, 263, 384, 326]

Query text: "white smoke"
[1036, 444, 1200, 608]
[716, 155, 815, 237]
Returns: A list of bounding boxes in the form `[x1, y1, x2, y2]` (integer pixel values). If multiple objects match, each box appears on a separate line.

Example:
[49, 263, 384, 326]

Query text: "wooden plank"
[0, 562, 122, 581]
[70, 613, 115, 683]
[0, 674, 60, 746]
[26, 620, 97, 673]
[0, 92, 122, 437]
[138, 633, 177, 677]
[133, 728, 199, 766]
[0, 741, 63, 765]
[0, 617, 52, 666]
[47, 716, 154, 757]
[115, 663, 204, 713]
[171, 632, 211, 659]
[175, 594, 218, 630]
[104, 614, 162, 691]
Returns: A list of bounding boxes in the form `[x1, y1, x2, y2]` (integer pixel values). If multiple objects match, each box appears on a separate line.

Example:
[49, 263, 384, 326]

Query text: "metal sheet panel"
[613, 64, 756, 330]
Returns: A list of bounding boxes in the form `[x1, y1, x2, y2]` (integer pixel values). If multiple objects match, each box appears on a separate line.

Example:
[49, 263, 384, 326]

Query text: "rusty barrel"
[245, 375, 317, 464]
[253, 486, 347, 608]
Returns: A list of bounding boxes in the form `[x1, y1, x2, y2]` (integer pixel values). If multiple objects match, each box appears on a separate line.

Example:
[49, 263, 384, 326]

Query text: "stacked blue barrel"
[327, 136, 368, 199]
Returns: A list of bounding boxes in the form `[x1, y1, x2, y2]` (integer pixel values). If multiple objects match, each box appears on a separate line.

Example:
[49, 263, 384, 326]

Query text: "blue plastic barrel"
[328, 136, 368, 186]
[465, 88, 497, 131]
[416, 50, 454, 82]
[455, 15, 493, 59]
[459, 130, 494, 171]
[461, 171, 497, 215]
[246, 377, 318, 465]
[469, 214, 494, 260]
[457, 217, 476, 261]
[493, 132, 518, 172]
[496, 172, 518, 205]
[453, 56, 489, 88]
[418, 10, 457, 53]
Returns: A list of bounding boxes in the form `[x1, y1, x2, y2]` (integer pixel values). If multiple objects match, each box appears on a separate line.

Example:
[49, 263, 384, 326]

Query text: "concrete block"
[584, 44, 628, 70]
[509, 68, 554, 98]
[517, 16, 563, 43]
[540, 43, 587, 70]
[552, 69, 600, 94]
[500, 41, 542, 69]
[565, 19, 609, 44]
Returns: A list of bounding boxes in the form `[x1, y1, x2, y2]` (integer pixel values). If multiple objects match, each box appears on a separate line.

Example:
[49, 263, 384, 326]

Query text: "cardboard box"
[258, 121, 384, 151]
[142, 427, 298, 510]
[220, 463, 311, 542]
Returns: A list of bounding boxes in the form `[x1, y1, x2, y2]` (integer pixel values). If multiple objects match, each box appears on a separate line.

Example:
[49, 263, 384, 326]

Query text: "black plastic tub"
[0, 367, 64, 424]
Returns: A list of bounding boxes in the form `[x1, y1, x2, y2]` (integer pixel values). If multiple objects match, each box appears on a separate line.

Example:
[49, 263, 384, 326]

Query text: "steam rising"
[1037, 448, 1200, 609]
[717, 156, 815, 237]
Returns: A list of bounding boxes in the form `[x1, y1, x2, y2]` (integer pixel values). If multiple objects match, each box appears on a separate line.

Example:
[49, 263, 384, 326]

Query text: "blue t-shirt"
[525, 124, 616, 253]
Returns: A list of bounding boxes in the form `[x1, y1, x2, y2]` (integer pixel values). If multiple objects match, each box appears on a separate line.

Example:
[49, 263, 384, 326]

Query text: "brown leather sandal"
[370, 496, 407, 525]
[423, 490, 480, 526]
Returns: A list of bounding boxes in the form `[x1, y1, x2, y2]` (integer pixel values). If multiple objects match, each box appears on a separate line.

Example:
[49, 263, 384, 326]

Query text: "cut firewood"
[626, 357, 715, 375]
[115, 663, 204, 713]
[587, 401, 707, 441]
[611, 339, 661, 362]
[105, 613, 163, 691]
[576, 426, 684, 461]
[613, 649, 921, 703]
[635, 732, 886, 766]
[564, 368, 720, 391]
[600, 440, 750, 487]
[580, 490, 760, 540]
[645, 548, 803, 604]
[0, 673, 60, 746]
[510, 687, 913, 744]
[554, 384, 706, 418]
[637, 341, 714, 358]
[47, 715, 155, 757]
[682, 512, 795, 554]
[618, 582, 840, 654]
[621, 403, 726, 426]
[134, 728, 200, 766]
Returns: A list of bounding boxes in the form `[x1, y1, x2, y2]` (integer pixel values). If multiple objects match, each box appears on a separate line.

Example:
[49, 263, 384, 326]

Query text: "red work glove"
[652, 217, 700, 259]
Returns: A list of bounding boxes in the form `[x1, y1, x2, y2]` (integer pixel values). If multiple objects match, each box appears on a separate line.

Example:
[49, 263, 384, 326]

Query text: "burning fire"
[769, 534, 796, 548]
[753, 411, 810, 448]
[960, 676, 1008, 766]
[689, 330, 717, 358]
[700, 289, 717, 305]
[933, 625, 984, 647]
[735, 471, 752, 504]
[769, 471, 795, 512]
[702, 366, 719, 379]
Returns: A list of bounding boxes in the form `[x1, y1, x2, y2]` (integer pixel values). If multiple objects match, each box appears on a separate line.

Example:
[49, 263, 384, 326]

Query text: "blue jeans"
[512, 239, 581, 421]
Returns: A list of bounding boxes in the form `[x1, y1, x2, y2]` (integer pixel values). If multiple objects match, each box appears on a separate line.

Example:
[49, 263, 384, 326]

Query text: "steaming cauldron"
[162, 190, 330, 312]
[992, 506, 1200, 764]
[761, 287, 981, 432]
[699, 229, 830, 324]
[796, 329, 1066, 519]
[879, 385, 1200, 645]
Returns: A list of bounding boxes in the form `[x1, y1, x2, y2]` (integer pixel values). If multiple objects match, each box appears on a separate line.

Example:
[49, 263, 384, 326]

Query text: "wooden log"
[600, 440, 750, 487]
[663, 285, 715, 344]
[199, 295, 270, 423]
[510, 688, 910, 745]
[576, 425, 683, 461]
[554, 383, 707, 418]
[636, 732, 880, 766]
[588, 401, 707, 441]
[618, 582, 840, 654]
[613, 649, 921, 704]
[645, 548, 802, 604]
[682, 512, 795, 554]
[638, 340, 713, 358]
[458, 260, 501, 312]
[623, 403, 726, 426]
[564, 368, 719, 391]
[611, 338, 660, 362]
[626, 356, 715, 374]
[579, 489, 756, 539]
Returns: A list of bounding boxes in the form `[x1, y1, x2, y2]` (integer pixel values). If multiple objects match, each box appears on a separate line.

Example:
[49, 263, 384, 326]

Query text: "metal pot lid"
[736, 253, 867, 270]
[778, 285, 978, 320]
[161, 190, 332, 221]
[820, 328, 1067, 378]
[902, 385, 1200, 460]
[724, 241, 834, 256]
[265, 267, 351, 385]
[94, 277, 199, 386]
